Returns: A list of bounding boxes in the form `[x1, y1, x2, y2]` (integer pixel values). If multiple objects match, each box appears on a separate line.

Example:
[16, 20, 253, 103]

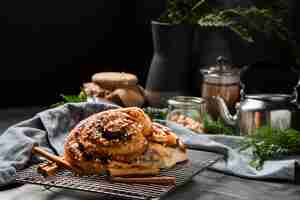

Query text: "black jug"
[145, 21, 194, 107]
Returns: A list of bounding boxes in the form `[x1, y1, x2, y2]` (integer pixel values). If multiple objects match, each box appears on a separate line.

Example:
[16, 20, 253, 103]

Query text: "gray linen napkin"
[164, 120, 300, 181]
[0, 102, 299, 186]
[0, 102, 118, 186]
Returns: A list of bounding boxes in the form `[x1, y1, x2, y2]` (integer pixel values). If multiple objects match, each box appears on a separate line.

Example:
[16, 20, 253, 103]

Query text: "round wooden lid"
[92, 72, 138, 89]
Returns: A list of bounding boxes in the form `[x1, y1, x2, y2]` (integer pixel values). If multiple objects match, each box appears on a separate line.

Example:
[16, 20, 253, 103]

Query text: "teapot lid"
[241, 94, 297, 111]
[245, 94, 294, 103]
[200, 56, 240, 84]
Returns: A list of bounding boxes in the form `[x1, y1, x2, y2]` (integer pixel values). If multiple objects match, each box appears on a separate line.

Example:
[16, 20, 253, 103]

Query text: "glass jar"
[200, 56, 240, 117]
[166, 96, 206, 133]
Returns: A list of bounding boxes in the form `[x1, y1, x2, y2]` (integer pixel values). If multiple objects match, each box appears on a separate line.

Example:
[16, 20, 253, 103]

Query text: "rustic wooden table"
[0, 107, 299, 200]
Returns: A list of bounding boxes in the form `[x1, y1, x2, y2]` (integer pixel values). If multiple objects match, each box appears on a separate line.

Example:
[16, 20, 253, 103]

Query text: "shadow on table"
[0, 183, 24, 192]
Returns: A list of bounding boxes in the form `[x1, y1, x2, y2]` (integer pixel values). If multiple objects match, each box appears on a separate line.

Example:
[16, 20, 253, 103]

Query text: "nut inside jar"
[166, 96, 206, 133]
[167, 112, 204, 133]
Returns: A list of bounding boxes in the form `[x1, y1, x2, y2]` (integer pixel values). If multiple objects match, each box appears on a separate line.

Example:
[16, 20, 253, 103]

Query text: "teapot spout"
[211, 96, 238, 126]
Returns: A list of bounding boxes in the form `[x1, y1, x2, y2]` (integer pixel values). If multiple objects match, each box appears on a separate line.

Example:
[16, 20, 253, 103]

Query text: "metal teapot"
[212, 66, 300, 135]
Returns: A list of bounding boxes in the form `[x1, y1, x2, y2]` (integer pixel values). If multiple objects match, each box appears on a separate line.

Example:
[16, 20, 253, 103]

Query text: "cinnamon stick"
[37, 162, 59, 176]
[32, 146, 81, 174]
[110, 176, 176, 185]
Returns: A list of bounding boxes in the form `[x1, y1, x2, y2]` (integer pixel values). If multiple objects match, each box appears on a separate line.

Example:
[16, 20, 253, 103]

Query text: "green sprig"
[202, 113, 234, 135]
[143, 107, 168, 120]
[50, 88, 87, 108]
[159, 0, 300, 64]
[239, 126, 300, 170]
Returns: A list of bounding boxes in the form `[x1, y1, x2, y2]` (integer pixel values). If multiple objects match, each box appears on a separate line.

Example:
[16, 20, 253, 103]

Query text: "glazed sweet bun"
[144, 122, 187, 168]
[63, 107, 187, 176]
[64, 107, 152, 174]
[106, 122, 187, 176]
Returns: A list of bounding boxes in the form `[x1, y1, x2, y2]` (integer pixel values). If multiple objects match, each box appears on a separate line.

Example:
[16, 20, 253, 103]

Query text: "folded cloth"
[0, 102, 299, 186]
[0, 102, 118, 186]
[164, 120, 300, 182]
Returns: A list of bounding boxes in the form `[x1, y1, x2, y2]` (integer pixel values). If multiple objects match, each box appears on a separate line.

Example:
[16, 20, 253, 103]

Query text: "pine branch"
[159, 0, 299, 64]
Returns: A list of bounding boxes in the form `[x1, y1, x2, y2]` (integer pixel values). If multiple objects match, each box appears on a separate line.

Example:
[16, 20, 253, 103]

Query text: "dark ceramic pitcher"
[145, 21, 194, 107]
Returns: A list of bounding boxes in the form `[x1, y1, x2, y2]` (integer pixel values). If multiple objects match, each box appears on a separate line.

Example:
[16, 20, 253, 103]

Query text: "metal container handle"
[293, 80, 300, 104]
[239, 65, 249, 100]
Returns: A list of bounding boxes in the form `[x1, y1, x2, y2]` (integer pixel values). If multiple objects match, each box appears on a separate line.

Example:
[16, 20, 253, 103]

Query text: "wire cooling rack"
[15, 150, 222, 200]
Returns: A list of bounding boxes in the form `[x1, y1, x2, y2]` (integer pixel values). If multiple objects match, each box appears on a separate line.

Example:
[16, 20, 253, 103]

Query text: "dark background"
[0, 1, 298, 107]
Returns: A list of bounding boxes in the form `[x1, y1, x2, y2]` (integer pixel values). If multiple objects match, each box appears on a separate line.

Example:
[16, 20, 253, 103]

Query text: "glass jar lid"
[200, 56, 240, 85]
[167, 96, 205, 109]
